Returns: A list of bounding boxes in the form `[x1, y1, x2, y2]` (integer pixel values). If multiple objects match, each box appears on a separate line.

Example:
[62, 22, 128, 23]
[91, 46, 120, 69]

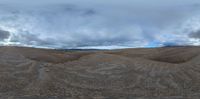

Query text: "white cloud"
[0, 1, 200, 48]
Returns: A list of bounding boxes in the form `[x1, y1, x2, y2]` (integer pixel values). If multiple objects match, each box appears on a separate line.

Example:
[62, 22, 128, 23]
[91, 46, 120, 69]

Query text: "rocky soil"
[0, 46, 200, 99]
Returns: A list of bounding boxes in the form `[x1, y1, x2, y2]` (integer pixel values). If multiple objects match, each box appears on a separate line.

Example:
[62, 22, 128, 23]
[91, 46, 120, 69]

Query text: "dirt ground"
[0, 46, 200, 99]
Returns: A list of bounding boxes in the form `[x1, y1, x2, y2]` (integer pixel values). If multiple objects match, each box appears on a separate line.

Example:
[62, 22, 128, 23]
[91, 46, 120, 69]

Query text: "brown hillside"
[0, 46, 200, 99]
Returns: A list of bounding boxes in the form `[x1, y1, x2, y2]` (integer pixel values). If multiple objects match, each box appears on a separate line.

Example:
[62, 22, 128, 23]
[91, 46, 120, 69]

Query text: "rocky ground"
[0, 46, 200, 99]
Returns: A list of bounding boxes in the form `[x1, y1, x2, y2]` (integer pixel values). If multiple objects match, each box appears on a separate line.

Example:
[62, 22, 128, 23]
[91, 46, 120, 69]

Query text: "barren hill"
[0, 46, 200, 99]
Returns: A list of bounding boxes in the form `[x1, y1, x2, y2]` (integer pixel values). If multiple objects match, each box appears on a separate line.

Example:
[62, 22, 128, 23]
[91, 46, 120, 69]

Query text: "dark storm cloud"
[189, 30, 200, 39]
[0, 29, 10, 41]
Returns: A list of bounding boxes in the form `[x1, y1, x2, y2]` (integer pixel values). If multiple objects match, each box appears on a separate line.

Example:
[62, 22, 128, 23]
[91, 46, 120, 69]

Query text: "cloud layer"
[0, 29, 10, 41]
[0, 0, 200, 49]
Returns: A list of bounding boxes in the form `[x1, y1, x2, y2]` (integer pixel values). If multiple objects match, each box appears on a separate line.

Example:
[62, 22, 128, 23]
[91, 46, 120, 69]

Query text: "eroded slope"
[0, 46, 200, 99]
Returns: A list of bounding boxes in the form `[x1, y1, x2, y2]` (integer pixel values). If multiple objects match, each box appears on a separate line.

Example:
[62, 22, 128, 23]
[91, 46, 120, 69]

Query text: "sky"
[0, 0, 200, 49]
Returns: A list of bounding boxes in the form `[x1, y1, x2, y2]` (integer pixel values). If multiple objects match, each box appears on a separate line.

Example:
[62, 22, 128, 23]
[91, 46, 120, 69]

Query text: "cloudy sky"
[0, 0, 200, 49]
